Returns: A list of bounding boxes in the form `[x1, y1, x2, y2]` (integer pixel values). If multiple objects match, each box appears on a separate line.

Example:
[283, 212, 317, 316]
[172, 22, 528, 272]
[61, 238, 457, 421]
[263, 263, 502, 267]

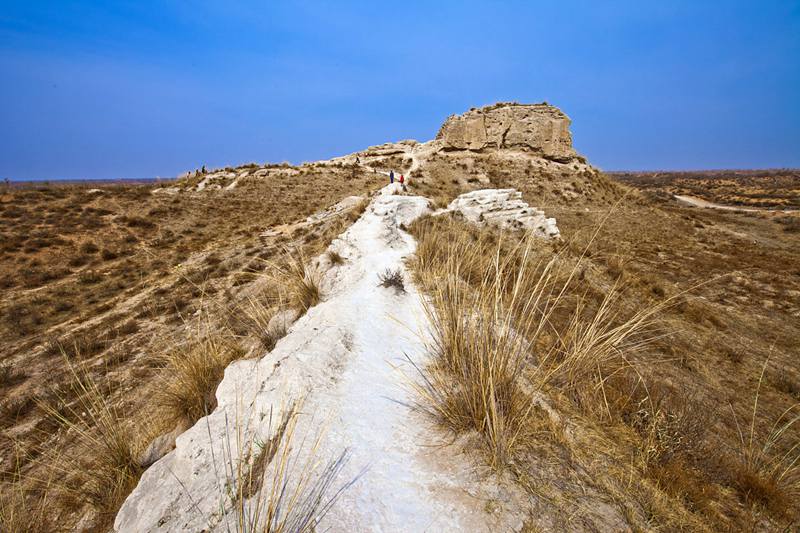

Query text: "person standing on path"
[389, 170, 394, 184]
[399, 174, 406, 191]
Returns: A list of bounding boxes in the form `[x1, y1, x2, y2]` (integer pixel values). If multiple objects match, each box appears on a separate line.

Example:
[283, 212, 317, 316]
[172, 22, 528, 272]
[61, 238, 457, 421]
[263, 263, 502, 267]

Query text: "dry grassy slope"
[2, 135, 798, 531]
[0, 161, 382, 530]
[406, 149, 800, 530]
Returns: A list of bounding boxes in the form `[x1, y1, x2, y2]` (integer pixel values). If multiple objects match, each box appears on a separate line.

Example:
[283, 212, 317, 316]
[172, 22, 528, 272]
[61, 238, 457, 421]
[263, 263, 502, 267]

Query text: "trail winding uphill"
[114, 184, 526, 532]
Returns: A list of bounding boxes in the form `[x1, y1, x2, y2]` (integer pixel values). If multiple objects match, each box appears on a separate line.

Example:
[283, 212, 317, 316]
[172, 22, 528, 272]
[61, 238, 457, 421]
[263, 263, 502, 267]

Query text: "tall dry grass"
[209, 404, 358, 532]
[270, 248, 321, 313]
[235, 292, 288, 352]
[0, 475, 52, 532]
[37, 358, 143, 517]
[409, 215, 662, 467]
[730, 359, 800, 515]
[541, 284, 664, 418]
[155, 333, 245, 427]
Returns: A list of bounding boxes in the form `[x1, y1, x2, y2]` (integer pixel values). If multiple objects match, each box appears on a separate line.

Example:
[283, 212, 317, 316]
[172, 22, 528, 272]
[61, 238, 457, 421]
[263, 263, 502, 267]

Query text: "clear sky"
[1, 1, 798, 180]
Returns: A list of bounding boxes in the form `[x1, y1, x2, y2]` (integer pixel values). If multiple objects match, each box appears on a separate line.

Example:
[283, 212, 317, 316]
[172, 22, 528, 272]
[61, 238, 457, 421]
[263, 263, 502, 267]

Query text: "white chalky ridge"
[445, 188, 560, 238]
[114, 183, 526, 532]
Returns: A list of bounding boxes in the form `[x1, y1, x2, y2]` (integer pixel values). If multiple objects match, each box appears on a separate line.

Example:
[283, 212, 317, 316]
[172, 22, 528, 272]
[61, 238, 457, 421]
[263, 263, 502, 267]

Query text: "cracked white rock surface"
[445, 188, 560, 238]
[114, 185, 526, 532]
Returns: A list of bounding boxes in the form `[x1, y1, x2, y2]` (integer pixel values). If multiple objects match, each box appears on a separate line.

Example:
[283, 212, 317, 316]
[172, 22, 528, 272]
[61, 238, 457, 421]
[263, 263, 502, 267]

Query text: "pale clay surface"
[444, 188, 560, 238]
[114, 184, 528, 532]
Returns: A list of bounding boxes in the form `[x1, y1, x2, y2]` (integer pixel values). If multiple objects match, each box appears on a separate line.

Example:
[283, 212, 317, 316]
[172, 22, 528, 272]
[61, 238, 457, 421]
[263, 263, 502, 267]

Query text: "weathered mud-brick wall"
[436, 102, 578, 162]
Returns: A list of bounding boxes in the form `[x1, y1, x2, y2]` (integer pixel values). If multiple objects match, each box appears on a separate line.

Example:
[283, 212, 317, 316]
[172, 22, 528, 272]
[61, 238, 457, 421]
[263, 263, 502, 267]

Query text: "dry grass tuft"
[236, 294, 287, 352]
[410, 219, 555, 466]
[729, 360, 800, 517]
[39, 358, 143, 518]
[346, 197, 370, 222]
[0, 362, 25, 388]
[155, 334, 245, 427]
[540, 285, 663, 418]
[271, 249, 321, 312]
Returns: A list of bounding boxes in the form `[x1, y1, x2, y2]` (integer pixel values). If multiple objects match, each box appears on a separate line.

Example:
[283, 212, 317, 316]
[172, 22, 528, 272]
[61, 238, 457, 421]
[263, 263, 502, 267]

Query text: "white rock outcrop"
[444, 189, 560, 238]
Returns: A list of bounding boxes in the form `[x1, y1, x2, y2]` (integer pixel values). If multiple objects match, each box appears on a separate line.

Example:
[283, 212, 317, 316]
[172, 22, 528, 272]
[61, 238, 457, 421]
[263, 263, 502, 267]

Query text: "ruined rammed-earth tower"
[436, 102, 578, 162]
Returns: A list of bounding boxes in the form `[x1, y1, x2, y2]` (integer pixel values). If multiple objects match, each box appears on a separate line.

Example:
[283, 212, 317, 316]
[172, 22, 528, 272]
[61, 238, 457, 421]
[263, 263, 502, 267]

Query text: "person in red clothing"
[399, 174, 406, 191]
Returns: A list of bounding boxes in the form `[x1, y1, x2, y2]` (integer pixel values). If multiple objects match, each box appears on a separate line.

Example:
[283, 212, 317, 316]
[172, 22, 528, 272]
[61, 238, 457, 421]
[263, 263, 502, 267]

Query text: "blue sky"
[1, 1, 798, 180]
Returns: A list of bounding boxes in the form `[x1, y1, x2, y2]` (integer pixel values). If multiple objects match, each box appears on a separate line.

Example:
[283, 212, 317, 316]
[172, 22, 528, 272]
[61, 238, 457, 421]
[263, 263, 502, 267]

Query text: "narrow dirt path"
[114, 185, 525, 532]
[674, 194, 798, 213]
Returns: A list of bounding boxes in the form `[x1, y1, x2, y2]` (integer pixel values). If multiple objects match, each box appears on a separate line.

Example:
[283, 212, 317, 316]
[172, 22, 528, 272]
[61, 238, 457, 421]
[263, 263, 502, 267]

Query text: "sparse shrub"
[775, 215, 800, 233]
[722, 344, 745, 364]
[327, 250, 345, 265]
[53, 300, 75, 314]
[80, 241, 99, 254]
[56, 332, 108, 360]
[100, 248, 118, 261]
[20, 266, 68, 287]
[104, 347, 133, 367]
[619, 381, 710, 469]
[122, 215, 155, 229]
[4, 301, 44, 337]
[116, 319, 139, 336]
[68, 253, 91, 267]
[1, 206, 26, 219]
[204, 253, 222, 266]
[232, 272, 252, 287]
[651, 284, 666, 297]
[0, 364, 13, 386]
[771, 372, 800, 400]
[377, 268, 405, 293]
[0, 363, 25, 388]
[0, 394, 36, 426]
[604, 255, 626, 280]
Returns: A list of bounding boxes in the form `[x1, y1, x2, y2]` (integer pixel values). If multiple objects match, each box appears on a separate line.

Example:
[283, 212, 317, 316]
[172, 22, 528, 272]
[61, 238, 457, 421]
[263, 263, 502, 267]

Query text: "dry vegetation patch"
[613, 169, 800, 210]
[0, 164, 382, 529]
[409, 200, 800, 530]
